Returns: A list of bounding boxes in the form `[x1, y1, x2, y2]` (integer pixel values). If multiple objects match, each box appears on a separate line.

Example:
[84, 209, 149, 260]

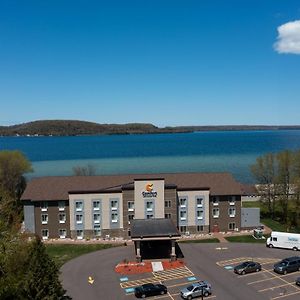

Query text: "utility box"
[254, 228, 263, 239]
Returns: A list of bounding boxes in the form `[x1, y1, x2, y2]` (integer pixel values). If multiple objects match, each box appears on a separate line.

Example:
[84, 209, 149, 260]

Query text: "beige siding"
[177, 190, 210, 226]
[68, 193, 123, 230]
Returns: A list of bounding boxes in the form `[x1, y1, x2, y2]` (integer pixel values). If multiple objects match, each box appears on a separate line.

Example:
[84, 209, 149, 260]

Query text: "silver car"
[180, 281, 212, 299]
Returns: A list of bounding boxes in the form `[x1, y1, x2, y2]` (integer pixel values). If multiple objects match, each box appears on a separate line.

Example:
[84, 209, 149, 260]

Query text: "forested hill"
[0, 120, 300, 136]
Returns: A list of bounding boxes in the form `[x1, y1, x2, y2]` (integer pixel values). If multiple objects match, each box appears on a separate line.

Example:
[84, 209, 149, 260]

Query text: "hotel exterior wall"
[164, 188, 177, 225]
[209, 195, 241, 232]
[34, 200, 70, 239]
[177, 190, 210, 226]
[69, 192, 123, 238]
[134, 180, 165, 219]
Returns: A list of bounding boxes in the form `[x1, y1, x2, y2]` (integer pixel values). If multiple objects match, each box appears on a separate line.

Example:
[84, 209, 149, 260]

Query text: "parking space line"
[258, 281, 296, 292]
[236, 269, 274, 278]
[168, 280, 199, 288]
[271, 290, 300, 300]
[247, 275, 277, 285]
[216, 257, 251, 266]
[121, 266, 195, 289]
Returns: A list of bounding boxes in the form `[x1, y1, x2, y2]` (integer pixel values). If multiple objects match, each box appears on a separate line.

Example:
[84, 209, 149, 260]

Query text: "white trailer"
[266, 231, 300, 251]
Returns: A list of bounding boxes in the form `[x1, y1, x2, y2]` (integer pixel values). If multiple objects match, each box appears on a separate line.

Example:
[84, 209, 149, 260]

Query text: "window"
[180, 211, 187, 221]
[197, 225, 204, 232]
[196, 197, 203, 208]
[165, 200, 171, 208]
[93, 213, 100, 224]
[146, 201, 153, 211]
[41, 201, 48, 211]
[165, 213, 171, 219]
[59, 229, 66, 239]
[76, 214, 83, 224]
[229, 222, 236, 230]
[128, 201, 134, 212]
[179, 226, 187, 233]
[111, 200, 118, 211]
[94, 224, 101, 236]
[229, 207, 236, 217]
[111, 213, 118, 223]
[197, 210, 204, 220]
[212, 208, 219, 218]
[41, 214, 48, 224]
[128, 214, 134, 224]
[146, 214, 154, 219]
[93, 201, 100, 211]
[59, 213, 66, 224]
[180, 198, 187, 208]
[58, 201, 65, 211]
[75, 201, 83, 212]
[212, 197, 219, 206]
[229, 196, 236, 205]
[41, 229, 49, 240]
[76, 229, 83, 239]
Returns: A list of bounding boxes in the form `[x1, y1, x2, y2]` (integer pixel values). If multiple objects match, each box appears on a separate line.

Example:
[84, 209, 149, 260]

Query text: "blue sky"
[0, 0, 299, 126]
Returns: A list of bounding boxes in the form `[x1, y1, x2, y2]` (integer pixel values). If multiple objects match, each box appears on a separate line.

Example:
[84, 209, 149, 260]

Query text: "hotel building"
[21, 172, 246, 240]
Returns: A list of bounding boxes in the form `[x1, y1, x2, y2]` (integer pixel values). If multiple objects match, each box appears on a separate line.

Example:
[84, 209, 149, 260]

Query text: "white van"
[267, 231, 300, 251]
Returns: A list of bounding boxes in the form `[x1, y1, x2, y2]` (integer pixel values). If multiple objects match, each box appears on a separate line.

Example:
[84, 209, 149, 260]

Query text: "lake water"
[1, 130, 300, 183]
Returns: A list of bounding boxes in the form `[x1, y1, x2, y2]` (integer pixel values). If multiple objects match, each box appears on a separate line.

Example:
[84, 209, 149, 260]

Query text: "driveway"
[61, 243, 300, 300]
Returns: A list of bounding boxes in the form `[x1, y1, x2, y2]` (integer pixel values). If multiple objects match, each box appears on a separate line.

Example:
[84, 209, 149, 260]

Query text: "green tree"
[251, 153, 277, 217]
[0, 150, 32, 199]
[0, 151, 32, 228]
[276, 150, 293, 225]
[0, 230, 70, 300]
[21, 237, 70, 300]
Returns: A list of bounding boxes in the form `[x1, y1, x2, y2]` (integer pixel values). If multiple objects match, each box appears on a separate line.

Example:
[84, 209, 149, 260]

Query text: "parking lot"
[61, 243, 300, 300]
[217, 256, 300, 300]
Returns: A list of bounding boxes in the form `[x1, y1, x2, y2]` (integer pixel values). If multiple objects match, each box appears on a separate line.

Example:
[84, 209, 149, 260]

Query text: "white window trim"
[213, 208, 219, 218]
[93, 207, 100, 211]
[41, 215, 48, 224]
[42, 230, 49, 240]
[76, 215, 83, 224]
[75, 202, 83, 212]
[41, 208, 48, 212]
[111, 219, 118, 223]
[228, 207, 236, 218]
[128, 208, 134, 212]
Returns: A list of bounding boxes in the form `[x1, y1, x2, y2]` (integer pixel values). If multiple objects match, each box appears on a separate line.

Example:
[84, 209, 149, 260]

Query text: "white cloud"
[274, 20, 300, 54]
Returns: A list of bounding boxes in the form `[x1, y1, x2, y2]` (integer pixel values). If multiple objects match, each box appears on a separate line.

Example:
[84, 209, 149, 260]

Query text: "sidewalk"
[212, 232, 229, 243]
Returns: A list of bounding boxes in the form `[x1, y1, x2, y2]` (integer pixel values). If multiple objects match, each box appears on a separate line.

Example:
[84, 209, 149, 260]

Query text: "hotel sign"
[142, 183, 157, 198]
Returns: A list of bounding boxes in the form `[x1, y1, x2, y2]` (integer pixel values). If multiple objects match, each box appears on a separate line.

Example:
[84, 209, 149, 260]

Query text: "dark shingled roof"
[21, 172, 242, 201]
[130, 218, 180, 238]
[240, 184, 258, 196]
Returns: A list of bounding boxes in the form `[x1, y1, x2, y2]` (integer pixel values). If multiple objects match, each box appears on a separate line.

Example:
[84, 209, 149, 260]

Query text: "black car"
[296, 277, 300, 286]
[234, 261, 262, 275]
[135, 283, 167, 298]
[274, 257, 300, 275]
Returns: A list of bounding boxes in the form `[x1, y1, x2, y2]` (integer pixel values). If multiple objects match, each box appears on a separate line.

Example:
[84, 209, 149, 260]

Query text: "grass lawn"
[178, 238, 220, 243]
[225, 235, 270, 243]
[46, 243, 119, 268]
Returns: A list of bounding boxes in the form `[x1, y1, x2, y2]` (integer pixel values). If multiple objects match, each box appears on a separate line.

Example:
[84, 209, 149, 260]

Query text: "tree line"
[0, 150, 70, 299]
[251, 149, 300, 231]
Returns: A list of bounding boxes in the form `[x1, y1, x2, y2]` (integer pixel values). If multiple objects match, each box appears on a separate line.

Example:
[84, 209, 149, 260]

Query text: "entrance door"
[212, 224, 219, 233]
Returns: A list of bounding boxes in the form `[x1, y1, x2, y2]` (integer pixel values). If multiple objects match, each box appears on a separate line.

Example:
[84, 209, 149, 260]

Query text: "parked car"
[296, 277, 300, 286]
[135, 283, 167, 298]
[273, 256, 300, 275]
[234, 261, 262, 275]
[180, 281, 212, 299]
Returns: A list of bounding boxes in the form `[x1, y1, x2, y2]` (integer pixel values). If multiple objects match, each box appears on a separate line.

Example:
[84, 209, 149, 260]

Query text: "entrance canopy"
[130, 218, 180, 241]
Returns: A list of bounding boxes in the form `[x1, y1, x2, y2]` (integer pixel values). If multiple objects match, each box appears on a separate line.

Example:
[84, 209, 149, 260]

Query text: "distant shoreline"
[1, 120, 300, 137]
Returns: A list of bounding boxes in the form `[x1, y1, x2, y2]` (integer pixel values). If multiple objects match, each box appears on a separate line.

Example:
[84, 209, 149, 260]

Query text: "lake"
[1, 130, 300, 183]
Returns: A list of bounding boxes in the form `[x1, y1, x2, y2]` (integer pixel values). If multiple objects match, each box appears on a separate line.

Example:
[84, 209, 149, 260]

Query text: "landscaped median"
[46, 243, 122, 267]
[178, 238, 220, 243]
[224, 234, 270, 243]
